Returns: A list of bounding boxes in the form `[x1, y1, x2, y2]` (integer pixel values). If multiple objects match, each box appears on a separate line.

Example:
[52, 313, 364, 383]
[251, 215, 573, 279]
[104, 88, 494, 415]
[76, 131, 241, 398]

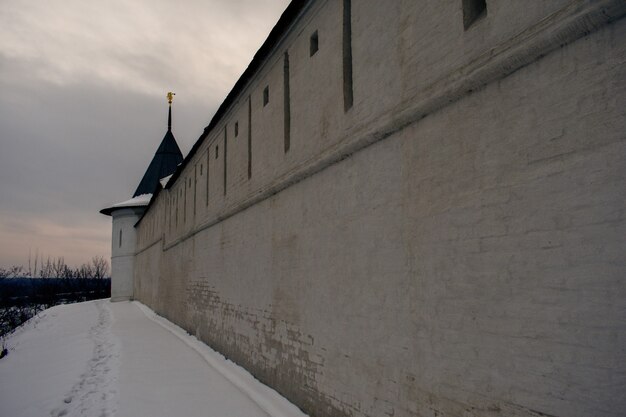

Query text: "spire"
[130, 93, 183, 197]
[167, 92, 175, 131]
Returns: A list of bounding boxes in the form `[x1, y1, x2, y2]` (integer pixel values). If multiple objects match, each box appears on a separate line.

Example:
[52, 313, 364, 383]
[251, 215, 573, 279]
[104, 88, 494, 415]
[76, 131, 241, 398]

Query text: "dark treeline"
[0, 277, 111, 306]
[0, 256, 111, 339]
[1, 254, 109, 280]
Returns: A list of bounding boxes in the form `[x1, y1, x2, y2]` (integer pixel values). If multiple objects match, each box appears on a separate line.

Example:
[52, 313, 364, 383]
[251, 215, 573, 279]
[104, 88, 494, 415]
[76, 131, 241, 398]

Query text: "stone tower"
[100, 93, 183, 301]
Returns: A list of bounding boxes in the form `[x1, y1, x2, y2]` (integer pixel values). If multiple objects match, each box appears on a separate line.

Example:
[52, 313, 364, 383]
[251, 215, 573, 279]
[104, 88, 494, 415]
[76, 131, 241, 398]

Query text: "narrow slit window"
[310, 30, 319, 56]
[223, 126, 227, 196]
[200, 164, 203, 175]
[119, 229, 122, 248]
[215, 145, 219, 159]
[247, 96, 252, 179]
[263, 86, 269, 106]
[235, 122, 239, 137]
[343, 0, 353, 111]
[463, 0, 486, 30]
[283, 51, 291, 153]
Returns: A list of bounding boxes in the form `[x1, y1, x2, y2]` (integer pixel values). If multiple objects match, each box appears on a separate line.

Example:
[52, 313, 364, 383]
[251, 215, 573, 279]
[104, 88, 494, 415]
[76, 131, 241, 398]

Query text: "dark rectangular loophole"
[263, 86, 269, 106]
[234, 122, 239, 137]
[223, 126, 227, 196]
[310, 30, 319, 56]
[247, 96, 252, 179]
[463, 0, 486, 30]
[284, 51, 290, 153]
[343, 0, 353, 112]
[206, 151, 209, 206]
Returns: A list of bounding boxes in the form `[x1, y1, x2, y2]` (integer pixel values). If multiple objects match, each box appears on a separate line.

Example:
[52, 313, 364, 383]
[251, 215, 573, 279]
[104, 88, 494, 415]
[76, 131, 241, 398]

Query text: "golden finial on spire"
[167, 92, 175, 104]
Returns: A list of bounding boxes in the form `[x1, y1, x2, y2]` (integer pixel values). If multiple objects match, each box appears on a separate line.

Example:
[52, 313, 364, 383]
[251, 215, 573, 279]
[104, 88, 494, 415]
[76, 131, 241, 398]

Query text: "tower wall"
[110, 207, 144, 301]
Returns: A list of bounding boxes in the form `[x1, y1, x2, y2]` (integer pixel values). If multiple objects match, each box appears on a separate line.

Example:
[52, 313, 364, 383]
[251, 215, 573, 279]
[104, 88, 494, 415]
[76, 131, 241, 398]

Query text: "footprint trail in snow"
[51, 300, 119, 417]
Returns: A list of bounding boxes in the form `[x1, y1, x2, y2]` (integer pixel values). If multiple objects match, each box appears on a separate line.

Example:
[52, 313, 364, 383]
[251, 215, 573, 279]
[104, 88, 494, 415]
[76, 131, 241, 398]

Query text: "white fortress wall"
[110, 207, 144, 301]
[133, 1, 626, 416]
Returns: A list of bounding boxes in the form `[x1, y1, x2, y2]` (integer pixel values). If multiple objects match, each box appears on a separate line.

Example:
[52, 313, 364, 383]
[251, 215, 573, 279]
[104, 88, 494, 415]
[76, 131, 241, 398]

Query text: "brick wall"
[134, 2, 626, 416]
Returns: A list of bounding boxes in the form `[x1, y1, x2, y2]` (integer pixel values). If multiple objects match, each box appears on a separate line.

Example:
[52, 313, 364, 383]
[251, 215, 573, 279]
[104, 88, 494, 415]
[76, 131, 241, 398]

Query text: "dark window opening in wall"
[310, 30, 319, 56]
[216, 145, 219, 159]
[283, 51, 291, 153]
[263, 86, 269, 106]
[223, 126, 228, 196]
[119, 230, 122, 248]
[343, 0, 353, 112]
[200, 164, 203, 175]
[463, 0, 486, 30]
[235, 122, 239, 137]
[188, 178, 191, 188]
[247, 96, 252, 179]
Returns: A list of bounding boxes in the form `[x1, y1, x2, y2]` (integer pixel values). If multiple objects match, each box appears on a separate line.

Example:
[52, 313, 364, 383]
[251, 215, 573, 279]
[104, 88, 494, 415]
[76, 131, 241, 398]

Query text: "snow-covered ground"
[0, 300, 308, 417]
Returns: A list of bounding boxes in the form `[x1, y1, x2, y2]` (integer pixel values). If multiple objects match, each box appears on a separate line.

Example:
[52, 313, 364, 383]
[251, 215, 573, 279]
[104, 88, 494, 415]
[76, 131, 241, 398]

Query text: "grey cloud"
[0, 0, 290, 268]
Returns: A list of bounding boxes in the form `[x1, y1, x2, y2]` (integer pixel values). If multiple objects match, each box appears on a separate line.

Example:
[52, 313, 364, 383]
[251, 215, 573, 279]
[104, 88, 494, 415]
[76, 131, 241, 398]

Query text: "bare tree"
[39, 256, 52, 278]
[0, 266, 24, 279]
[76, 263, 93, 279]
[91, 256, 109, 279]
[33, 249, 39, 278]
[51, 257, 67, 278]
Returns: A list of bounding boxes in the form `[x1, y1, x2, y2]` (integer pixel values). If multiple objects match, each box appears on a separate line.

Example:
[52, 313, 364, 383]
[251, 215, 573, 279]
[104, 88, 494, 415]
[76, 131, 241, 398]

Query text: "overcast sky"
[0, 0, 290, 270]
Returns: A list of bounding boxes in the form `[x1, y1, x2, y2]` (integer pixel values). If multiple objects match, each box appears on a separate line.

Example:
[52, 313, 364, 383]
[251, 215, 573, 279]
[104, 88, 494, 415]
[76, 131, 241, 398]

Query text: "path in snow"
[112, 301, 272, 417]
[51, 300, 119, 417]
[0, 300, 308, 417]
[0, 302, 99, 417]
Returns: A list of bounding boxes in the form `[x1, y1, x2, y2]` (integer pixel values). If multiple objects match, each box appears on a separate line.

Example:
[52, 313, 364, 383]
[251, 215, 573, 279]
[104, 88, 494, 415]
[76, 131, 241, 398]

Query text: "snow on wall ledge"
[133, 2, 626, 417]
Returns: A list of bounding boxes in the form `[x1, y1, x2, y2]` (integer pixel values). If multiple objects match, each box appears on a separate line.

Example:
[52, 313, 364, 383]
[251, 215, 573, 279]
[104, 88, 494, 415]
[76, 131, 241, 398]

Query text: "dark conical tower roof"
[132, 96, 183, 197]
